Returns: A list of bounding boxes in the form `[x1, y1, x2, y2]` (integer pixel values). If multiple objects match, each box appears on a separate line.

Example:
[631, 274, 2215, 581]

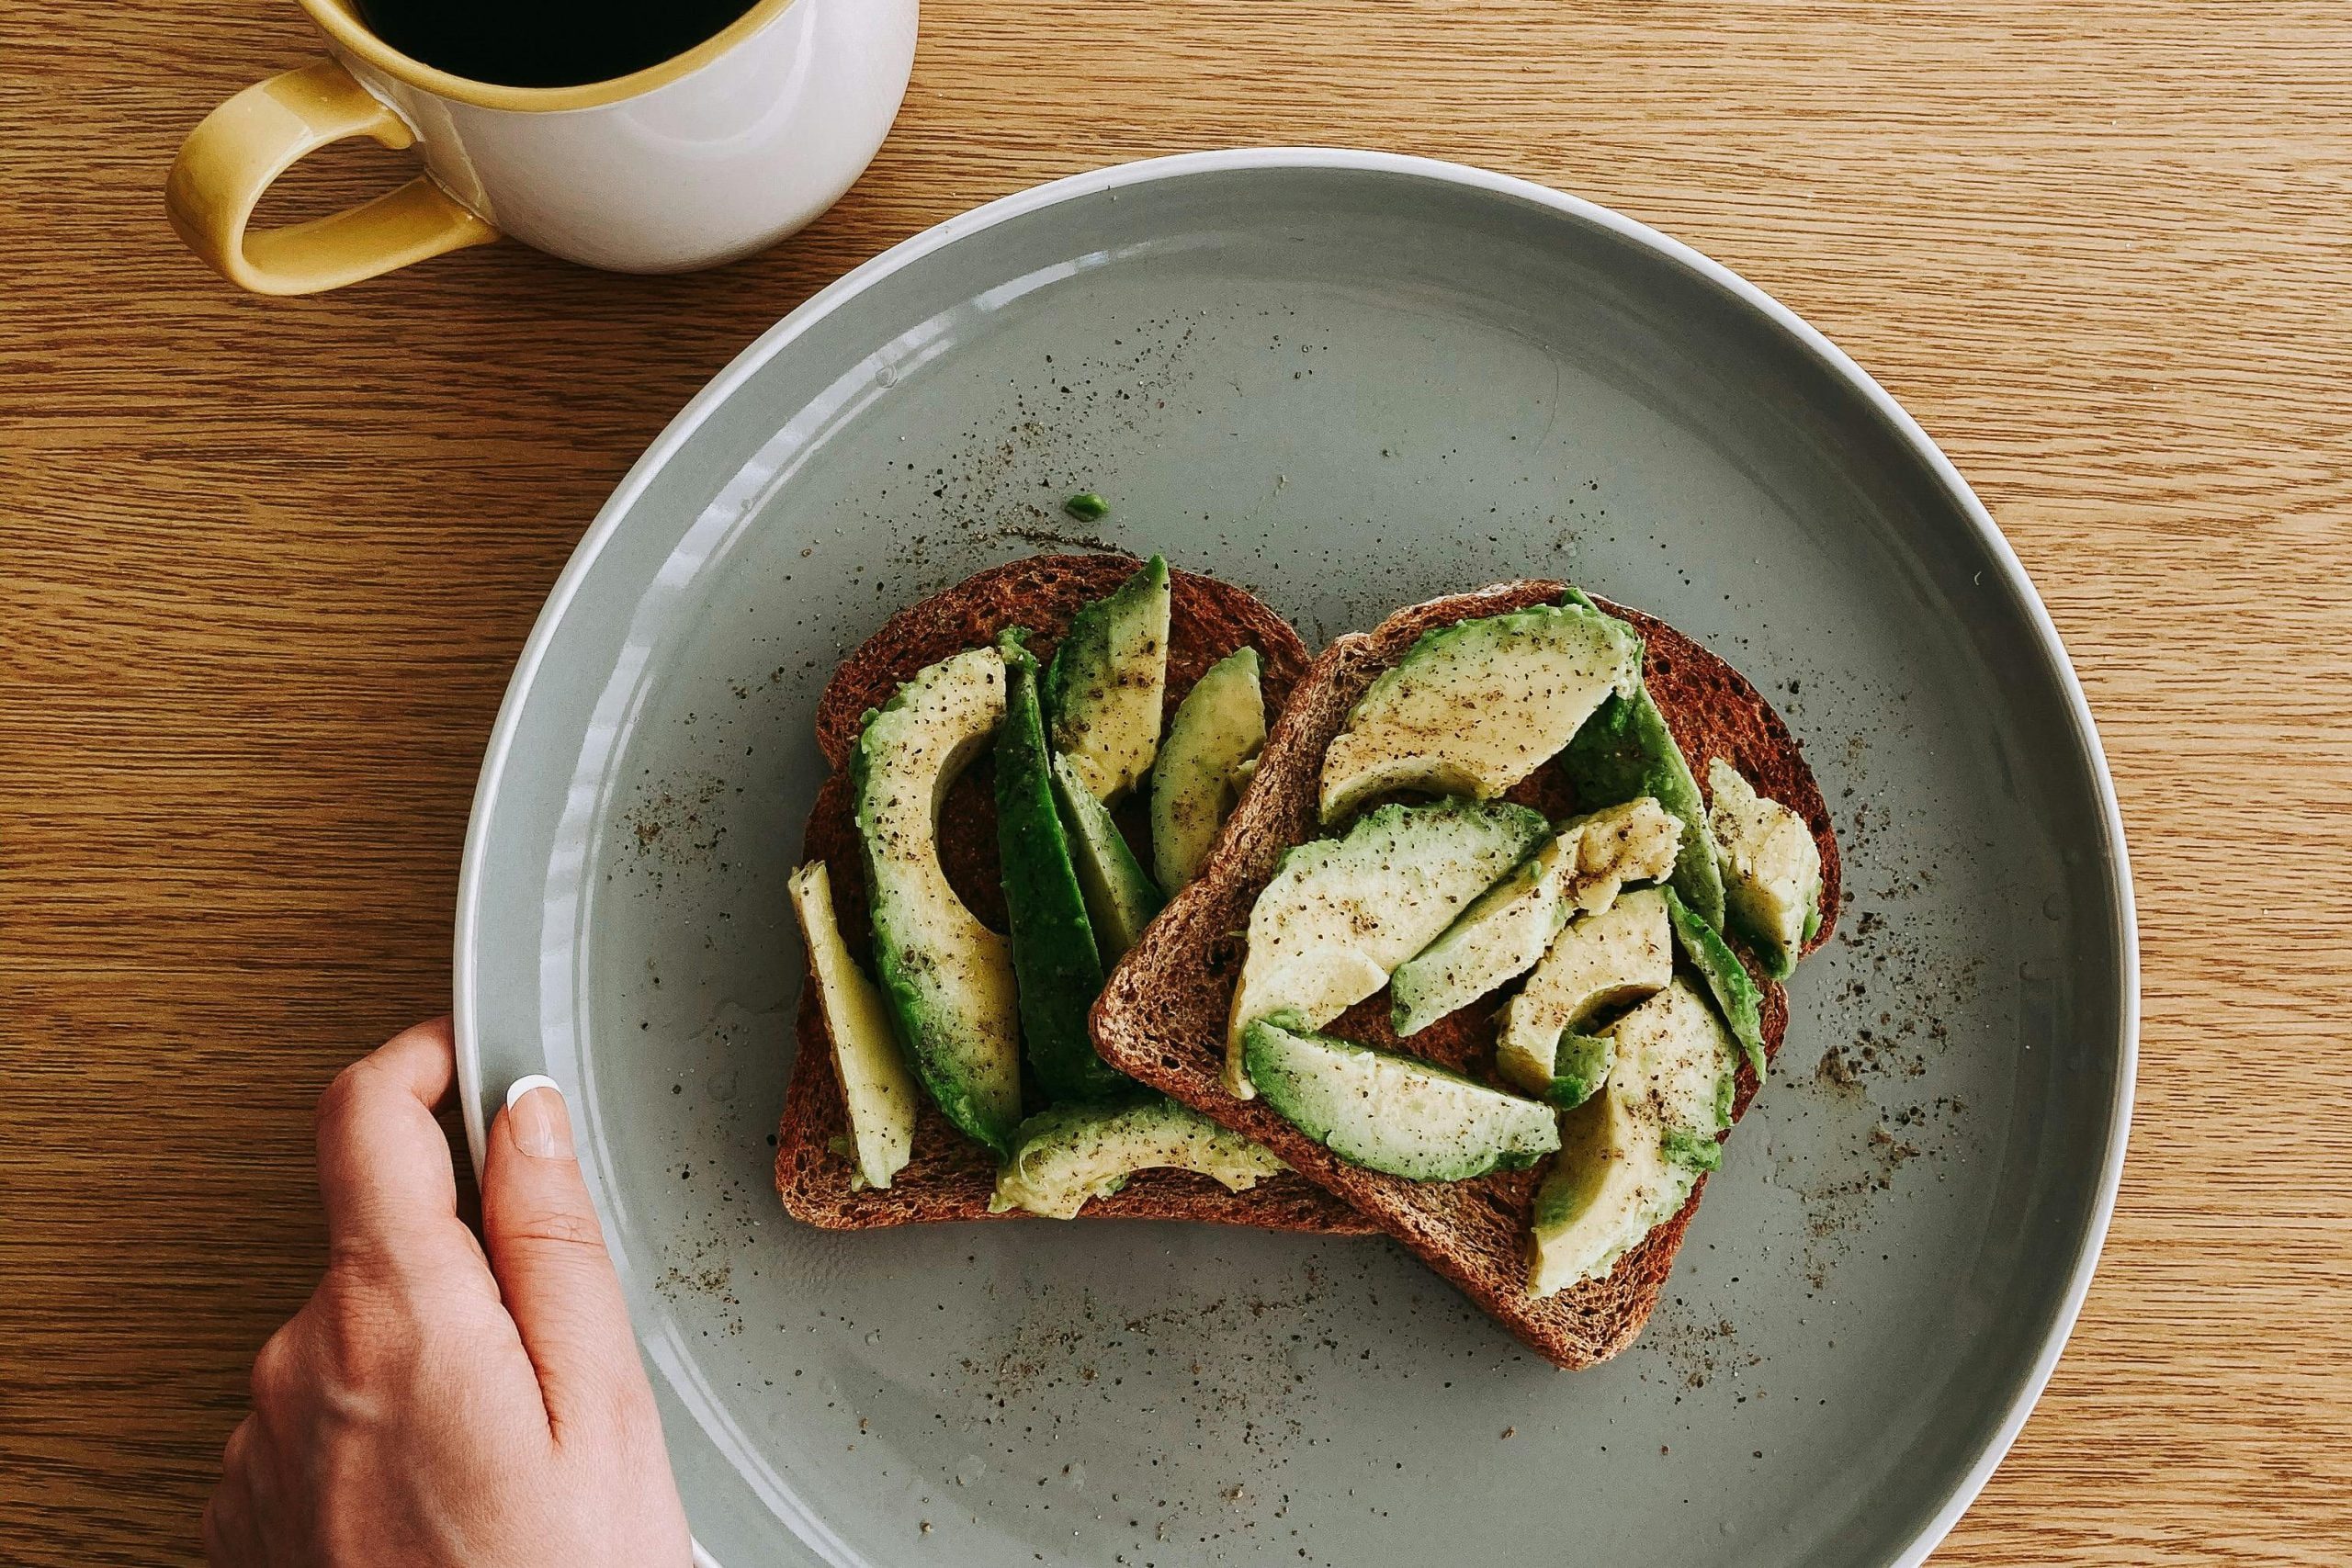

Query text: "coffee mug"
[166, 0, 919, 294]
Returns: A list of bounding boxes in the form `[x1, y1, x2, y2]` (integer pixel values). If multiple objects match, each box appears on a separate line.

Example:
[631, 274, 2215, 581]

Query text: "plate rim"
[452, 146, 2139, 1568]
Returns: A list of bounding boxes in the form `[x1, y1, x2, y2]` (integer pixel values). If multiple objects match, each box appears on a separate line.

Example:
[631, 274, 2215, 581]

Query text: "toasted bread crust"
[775, 554, 1371, 1233]
[1093, 583, 1841, 1362]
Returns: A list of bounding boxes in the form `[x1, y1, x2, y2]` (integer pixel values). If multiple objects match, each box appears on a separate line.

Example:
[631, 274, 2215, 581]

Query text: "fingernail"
[504, 1075, 572, 1159]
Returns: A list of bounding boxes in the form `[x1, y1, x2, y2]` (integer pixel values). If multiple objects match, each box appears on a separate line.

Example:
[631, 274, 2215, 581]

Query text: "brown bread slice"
[1092, 582, 1842, 1361]
[775, 553, 1373, 1233]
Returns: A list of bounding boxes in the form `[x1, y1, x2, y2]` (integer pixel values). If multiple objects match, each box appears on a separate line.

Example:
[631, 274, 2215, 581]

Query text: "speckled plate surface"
[455, 151, 2134, 1568]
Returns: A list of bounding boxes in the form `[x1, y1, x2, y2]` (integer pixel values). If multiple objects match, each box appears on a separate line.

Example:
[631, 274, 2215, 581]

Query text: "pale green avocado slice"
[1225, 797, 1552, 1098]
[853, 647, 1023, 1156]
[786, 860, 918, 1190]
[1561, 797, 1684, 913]
[1663, 884, 1768, 1079]
[1149, 645, 1266, 890]
[1560, 665, 1728, 932]
[1244, 1019, 1559, 1181]
[1317, 601, 1641, 825]
[1525, 977, 1736, 1297]
[1388, 796, 1681, 1037]
[1543, 1032, 1616, 1111]
[1388, 836, 1570, 1037]
[988, 1095, 1286, 1219]
[1049, 750, 1163, 964]
[1528, 1088, 1683, 1297]
[1493, 886, 1672, 1098]
[993, 631, 1125, 1104]
[1044, 556, 1170, 803]
[1705, 757, 1824, 980]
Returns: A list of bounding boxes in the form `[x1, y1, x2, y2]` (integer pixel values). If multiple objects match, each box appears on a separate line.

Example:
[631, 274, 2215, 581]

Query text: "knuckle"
[503, 1203, 608, 1254]
[386, 1016, 452, 1052]
[324, 1229, 399, 1285]
[312, 1062, 372, 1138]
[219, 1416, 247, 1467]
[322, 1221, 468, 1298]
[305, 1273, 417, 1383]
[218, 1414, 262, 1479]
[200, 1489, 237, 1562]
[248, 1323, 302, 1405]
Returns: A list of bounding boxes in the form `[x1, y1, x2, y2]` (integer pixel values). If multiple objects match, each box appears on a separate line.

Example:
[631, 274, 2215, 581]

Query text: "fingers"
[248, 1315, 305, 1409]
[201, 1479, 247, 1566]
[314, 1019, 468, 1268]
[480, 1077, 646, 1441]
[204, 1420, 262, 1566]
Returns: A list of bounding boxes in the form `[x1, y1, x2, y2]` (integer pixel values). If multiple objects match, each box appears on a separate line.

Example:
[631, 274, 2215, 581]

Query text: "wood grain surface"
[3, 1, 2347, 1562]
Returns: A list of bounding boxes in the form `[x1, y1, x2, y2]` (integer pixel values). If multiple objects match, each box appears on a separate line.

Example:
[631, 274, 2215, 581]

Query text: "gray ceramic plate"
[456, 151, 2134, 1568]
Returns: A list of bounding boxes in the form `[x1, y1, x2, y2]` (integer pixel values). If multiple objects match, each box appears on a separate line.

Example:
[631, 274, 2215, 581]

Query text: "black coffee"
[353, 0, 762, 89]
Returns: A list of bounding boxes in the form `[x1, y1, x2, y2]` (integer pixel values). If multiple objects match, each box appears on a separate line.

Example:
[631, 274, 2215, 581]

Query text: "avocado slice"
[1388, 836, 1570, 1036]
[1226, 798, 1552, 1097]
[1526, 977, 1736, 1296]
[1566, 796, 1684, 911]
[1149, 645, 1266, 890]
[1705, 758, 1824, 979]
[1543, 1032, 1616, 1111]
[988, 1094, 1287, 1219]
[1629, 975, 1739, 1145]
[854, 648, 1024, 1156]
[786, 861, 918, 1190]
[1317, 601, 1640, 825]
[1045, 556, 1171, 803]
[1244, 1019, 1560, 1181]
[1528, 1090, 1675, 1295]
[1387, 797, 1681, 1036]
[1048, 750, 1164, 964]
[994, 632, 1125, 1104]
[1560, 674, 1727, 932]
[1663, 884, 1768, 1078]
[1493, 886, 1674, 1096]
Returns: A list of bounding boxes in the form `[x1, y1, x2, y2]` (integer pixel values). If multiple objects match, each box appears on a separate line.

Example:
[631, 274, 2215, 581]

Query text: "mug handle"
[166, 58, 499, 296]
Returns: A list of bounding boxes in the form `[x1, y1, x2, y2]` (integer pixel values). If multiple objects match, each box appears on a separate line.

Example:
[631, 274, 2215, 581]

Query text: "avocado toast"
[775, 553, 1371, 1232]
[1092, 582, 1840, 1363]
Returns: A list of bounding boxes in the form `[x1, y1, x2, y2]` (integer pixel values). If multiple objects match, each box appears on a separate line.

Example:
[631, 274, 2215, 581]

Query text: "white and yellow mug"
[167, 0, 919, 295]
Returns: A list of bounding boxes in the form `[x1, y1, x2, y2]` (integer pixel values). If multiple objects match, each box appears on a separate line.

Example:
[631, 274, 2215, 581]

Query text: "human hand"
[204, 1019, 691, 1566]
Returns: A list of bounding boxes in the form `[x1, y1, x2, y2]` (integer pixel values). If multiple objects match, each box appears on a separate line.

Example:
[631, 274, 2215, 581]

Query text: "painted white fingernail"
[504, 1075, 572, 1159]
[505, 1073, 560, 1111]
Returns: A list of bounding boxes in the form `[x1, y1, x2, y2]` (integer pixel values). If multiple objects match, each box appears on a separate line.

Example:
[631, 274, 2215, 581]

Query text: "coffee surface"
[353, 0, 762, 89]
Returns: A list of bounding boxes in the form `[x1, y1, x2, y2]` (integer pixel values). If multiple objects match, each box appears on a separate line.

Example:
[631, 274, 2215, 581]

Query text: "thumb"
[481, 1076, 645, 1438]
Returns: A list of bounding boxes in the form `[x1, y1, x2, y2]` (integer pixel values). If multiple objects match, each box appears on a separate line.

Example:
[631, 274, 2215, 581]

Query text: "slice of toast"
[1092, 582, 1842, 1361]
[775, 553, 1374, 1233]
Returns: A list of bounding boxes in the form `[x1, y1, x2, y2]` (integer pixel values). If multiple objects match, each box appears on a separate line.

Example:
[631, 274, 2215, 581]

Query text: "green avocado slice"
[988, 1095, 1286, 1219]
[1542, 1032, 1616, 1111]
[787, 860, 918, 1190]
[1558, 619, 1728, 931]
[1317, 600, 1640, 825]
[1387, 837, 1570, 1037]
[853, 647, 1023, 1156]
[1525, 977, 1736, 1297]
[1705, 757, 1824, 979]
[1491, 885, 1674, 1098]
[1389, 796, 1683, 1038]
[1226, 797, 1552, 1097]
[994, 631, 1125, 1103]
[1044, 556, 1171, 803]
[1150, 645, 1266, 890]
[1050, 750, 1164, 964]
[1663, 885, 1768, 1079]
[1244, 1019, 1560, 1181]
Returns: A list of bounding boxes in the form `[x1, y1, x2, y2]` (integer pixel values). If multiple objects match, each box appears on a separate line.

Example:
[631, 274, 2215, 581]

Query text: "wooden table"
[6, 2, 2347, 1561]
